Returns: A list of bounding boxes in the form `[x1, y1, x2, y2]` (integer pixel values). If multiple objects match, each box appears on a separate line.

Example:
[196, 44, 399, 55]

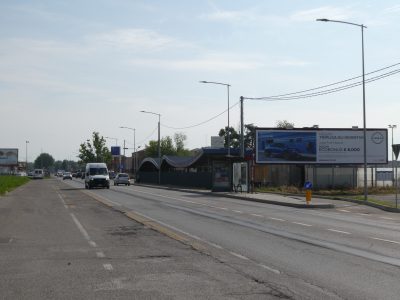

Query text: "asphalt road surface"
[2, 178, 400, 299]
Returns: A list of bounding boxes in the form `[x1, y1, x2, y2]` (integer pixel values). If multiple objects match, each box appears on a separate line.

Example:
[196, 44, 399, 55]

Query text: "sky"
[1, 0, 400, 162]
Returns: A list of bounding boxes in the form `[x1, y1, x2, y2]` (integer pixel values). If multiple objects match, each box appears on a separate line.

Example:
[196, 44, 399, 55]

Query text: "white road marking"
[219, 207, 228, 210]
[327, 229, 351, 235]
[89, 241, 98, 248]
[70, 213, 91, 241]
[229, 251, 250, 260]
[357, 213, 369, 216]
[259, 264, 281, 274]
[338, 209, 350, 213]
[269, 217, 285, 222]
[251, 214, 264, 218]
[57, 193, 68, 209]
[97, 251, 105, 258]
[232, 210, 243, 213]
[292, 222, 312, 227]
[370, 237, 400, 245]
[380, 216, 394, 220]
[103, 264, 113, 271]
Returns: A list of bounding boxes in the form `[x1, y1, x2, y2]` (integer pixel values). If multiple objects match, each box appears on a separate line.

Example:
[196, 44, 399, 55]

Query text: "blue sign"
[304, 181, 313, 189]
[111, 146, 121, 156]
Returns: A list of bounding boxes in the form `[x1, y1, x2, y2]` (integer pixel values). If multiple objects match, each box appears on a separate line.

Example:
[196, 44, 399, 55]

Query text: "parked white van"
[84, 163, 110, 189]
[33, 169, 44, 179]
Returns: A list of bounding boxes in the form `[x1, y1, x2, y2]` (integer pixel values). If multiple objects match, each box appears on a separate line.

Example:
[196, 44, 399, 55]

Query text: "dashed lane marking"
[103, 264, 113, 271]
[268, 217, 286, 222]
[97, 251, 105, 258]
[370, 237, 400, 245]
[327, 229, 351, 235]
[292, 222, 312, 227]
[338, 209, 350, 213]
[251, 214, 263, 218]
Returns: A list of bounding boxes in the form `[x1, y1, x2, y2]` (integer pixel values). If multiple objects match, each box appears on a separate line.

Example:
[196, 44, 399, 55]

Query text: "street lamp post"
[200, 81, 231, 156]
[119, 126, 137, 175]
[141, 110, 161, 184]
[25, 140, 29, 172]
[317, 18, 368, 201]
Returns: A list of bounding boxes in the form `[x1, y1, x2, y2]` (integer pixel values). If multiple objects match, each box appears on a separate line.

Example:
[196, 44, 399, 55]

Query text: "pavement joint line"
[370, 237, 400, 245]
[327, 229, 351, 235]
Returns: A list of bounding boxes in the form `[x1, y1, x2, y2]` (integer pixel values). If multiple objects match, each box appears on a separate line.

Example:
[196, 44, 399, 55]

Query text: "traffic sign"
[393, 144, 400, 160]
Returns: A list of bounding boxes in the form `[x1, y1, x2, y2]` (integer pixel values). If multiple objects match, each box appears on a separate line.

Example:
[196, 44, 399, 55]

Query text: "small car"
[63, 172, 73, 180]
[114, 173, 130, 186]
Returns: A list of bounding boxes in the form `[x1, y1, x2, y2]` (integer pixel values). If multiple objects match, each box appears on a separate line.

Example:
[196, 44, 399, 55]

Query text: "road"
[2, 178, 400, 299]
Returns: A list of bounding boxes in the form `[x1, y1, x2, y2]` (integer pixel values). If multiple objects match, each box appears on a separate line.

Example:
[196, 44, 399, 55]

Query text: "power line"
[245, 67, 400, 101]
[136, 125, 158, 145]
[161, 101, 240, 130]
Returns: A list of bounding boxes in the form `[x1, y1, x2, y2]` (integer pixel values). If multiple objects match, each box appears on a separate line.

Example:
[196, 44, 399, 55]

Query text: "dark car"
[114, 173, 130, 186]
[265, 143, 301, 160]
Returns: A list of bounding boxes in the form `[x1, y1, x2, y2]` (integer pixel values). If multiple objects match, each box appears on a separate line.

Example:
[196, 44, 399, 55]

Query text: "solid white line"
[269, 217, 285, 222]
[327, 229, 351, 235]
[380, 216, 394, 220]
[103, 263, 113, 271]
[370, 237, 400, 245]
[70, 213, 91, 241]
[229, 251, 250, 260]
[251, 214, 263, 218]
[57, 193, 68, 209]
[292, 222, 312, 227]
[259, 264, 281, 274]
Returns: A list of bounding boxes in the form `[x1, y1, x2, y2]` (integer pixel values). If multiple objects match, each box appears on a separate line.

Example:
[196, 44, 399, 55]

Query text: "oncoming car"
[114, 173, 131, 186]
[63, 172, 72, 180]
[85, 163, 110, 189]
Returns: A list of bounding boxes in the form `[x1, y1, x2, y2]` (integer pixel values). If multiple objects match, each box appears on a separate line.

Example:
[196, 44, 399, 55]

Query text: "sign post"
[304, 181, 313, 205]
[393, 144, 400, 209]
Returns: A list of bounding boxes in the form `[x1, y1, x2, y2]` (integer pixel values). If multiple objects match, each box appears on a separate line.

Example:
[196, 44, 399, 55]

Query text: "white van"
[33, 169, 44, 179]
[84, 163, 110, 189]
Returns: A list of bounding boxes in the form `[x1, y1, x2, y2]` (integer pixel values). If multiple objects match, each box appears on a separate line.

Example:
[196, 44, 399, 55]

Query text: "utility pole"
[240, 96, 244, 158]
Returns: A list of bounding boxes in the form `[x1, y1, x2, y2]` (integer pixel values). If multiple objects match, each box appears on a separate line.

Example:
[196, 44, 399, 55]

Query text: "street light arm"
[316, 18, 366, 28]
[199, 80, 230, 87]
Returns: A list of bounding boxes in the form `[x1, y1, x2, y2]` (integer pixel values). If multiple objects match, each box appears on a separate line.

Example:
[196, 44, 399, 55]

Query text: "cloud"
[290, 6, 355, 22]
[90, 28, 189, 52]
[128, 55, 261, 71]
[199, 10, 254, 22]
[383, 5, 400, 14]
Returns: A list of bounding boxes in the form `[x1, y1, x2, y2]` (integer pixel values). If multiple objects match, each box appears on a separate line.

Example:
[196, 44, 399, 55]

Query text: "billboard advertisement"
[111, 146, 121, 156]
[0, 148, 18, 165]
[256, 128, 387, 165]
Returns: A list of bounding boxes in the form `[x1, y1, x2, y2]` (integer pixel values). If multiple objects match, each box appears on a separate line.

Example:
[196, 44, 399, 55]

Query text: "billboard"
[256, 128, 388, 165]
[111, 146, 121, 156]
[0, 148, 18, 165]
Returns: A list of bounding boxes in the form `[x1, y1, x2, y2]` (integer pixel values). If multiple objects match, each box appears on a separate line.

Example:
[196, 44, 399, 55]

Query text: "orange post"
[305, 189, 312, 204]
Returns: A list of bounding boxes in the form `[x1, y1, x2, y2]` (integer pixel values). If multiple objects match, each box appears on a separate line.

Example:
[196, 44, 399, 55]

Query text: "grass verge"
[0, 176, 30, 195]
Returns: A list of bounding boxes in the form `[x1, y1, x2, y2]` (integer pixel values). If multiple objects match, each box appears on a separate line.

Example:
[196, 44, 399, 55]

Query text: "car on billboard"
[264, 143, 301, 160]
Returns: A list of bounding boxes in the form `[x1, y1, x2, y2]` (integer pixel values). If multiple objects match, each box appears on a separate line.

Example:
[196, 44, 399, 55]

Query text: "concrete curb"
[133, 183, 335, 209]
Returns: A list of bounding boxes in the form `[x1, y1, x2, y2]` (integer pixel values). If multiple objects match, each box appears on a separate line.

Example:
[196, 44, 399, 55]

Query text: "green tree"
[276, 120, 295, 129]
[218, 126, 240, 148]
[34, 153, 55, 169]
[244, 124, 256, 149]
[144, 134, 191, 157]
[78, 132, 111, 164]
[174, 133, 191, 156]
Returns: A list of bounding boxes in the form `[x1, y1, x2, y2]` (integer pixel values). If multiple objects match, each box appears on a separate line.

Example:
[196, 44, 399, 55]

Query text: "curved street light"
[200, 81, 231, 156]
[317, 18, 368, 201]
